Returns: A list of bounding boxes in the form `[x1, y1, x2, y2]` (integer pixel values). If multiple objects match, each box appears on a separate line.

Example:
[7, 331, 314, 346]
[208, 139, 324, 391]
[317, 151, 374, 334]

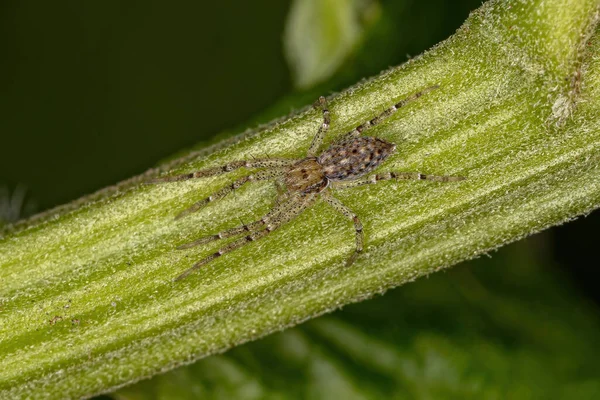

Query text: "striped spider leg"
[148, 84, 465, 280]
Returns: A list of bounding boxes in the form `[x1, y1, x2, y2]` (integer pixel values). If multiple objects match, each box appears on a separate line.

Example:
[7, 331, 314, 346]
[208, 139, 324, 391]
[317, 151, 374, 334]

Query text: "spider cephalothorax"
[284, 158, 327, 193]
[148, 85, 465, 280]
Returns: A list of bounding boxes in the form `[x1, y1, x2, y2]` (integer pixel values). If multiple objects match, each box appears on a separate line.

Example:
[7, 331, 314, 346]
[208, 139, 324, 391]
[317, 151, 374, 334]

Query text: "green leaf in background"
[0, 186, 35, 229]
[114, 237, 600, 399]
[283, 0, 381, 88]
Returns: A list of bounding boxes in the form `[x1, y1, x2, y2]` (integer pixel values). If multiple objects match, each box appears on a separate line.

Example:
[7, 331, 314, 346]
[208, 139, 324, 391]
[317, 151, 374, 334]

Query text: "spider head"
[285, 158, 328, 194]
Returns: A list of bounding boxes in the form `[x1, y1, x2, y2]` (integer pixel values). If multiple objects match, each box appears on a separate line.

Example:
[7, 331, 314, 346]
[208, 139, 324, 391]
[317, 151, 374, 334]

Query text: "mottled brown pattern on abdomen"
[318, 137, 396, 180]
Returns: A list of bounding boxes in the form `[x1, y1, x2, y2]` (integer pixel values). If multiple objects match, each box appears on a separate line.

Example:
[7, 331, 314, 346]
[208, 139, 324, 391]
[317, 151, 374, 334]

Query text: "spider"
[149, 85, 465, 281]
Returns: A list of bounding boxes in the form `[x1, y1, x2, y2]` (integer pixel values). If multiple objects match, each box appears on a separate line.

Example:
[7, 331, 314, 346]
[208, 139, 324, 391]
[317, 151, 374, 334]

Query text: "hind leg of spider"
[175, 193, 317, 281]
[307, 96, 331, 157]
[322, 191, 363, 267]
[331, 171, 466, 190]
[174, 169, 286, 220]
[337, 85, 440, 143]
[177, 191, 292, 249]
[146, 158, 295, 184]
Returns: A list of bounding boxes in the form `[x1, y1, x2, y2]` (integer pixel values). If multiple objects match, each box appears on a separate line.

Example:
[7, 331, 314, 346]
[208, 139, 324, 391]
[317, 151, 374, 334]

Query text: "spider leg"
[338, 85, 440, 143]
[175, 193, 316, 281]
[331, 171, 466, 190]
[174, 169, 286, 220]
[146, 158, 295, 183]
[177, 191, 293, 249]
[274, 178, 287, 199]
[307, 96, 331, 157]
[322, 191, 363, 267]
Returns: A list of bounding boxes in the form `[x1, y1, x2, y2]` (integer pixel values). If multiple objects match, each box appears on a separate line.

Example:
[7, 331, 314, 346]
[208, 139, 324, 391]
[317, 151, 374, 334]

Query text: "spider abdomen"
[318, 137, 396, 180]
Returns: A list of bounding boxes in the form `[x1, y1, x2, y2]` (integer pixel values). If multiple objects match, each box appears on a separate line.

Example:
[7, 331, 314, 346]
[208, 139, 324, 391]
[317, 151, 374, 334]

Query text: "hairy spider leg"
[321, 191, 364, 267]
[177, 191, 294, 249]
[146, 158, 295, 184]
[338, 84, 440, 143]
[175, 193, 317, 281]
[307, 96, 331, 157]
[330, 171, 466, 190]
[175, 169, 287, 220]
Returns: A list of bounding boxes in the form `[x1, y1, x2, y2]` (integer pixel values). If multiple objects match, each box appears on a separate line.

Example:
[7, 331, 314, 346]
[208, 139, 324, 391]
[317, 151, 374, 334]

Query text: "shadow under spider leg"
[148, 84, 465, 280]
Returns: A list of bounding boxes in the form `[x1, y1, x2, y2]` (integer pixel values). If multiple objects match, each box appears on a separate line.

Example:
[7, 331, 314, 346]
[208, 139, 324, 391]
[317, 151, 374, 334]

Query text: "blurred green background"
[1, 0, 599, 397]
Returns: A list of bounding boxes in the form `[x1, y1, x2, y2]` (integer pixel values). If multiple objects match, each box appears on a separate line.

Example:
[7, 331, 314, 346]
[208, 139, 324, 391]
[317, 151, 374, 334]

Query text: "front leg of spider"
[148, 85, 465, 280]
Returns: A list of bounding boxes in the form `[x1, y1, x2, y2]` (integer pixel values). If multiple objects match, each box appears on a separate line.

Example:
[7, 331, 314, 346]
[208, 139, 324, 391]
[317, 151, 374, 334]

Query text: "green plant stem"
[1, 0, 600, 398]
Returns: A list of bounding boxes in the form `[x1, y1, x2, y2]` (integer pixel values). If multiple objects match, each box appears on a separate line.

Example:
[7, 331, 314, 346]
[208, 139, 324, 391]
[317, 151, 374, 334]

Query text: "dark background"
[0, 0, 597, 303]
